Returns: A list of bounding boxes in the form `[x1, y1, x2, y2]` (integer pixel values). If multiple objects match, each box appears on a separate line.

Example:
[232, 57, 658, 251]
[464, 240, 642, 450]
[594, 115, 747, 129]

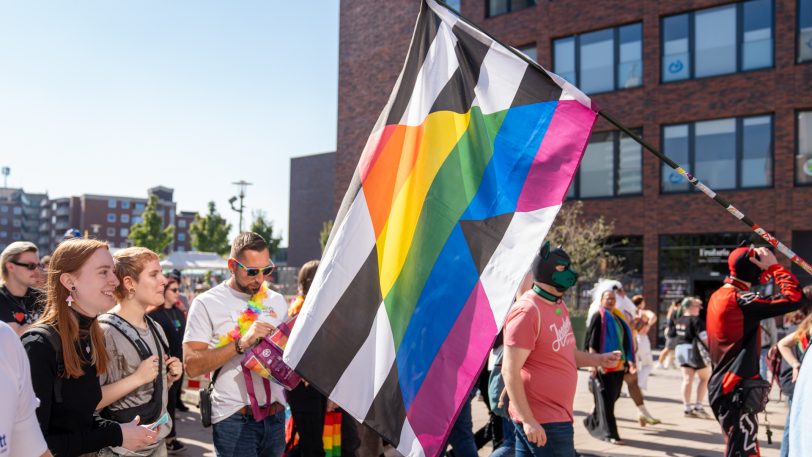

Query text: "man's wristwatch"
[235, 338, 245, 354]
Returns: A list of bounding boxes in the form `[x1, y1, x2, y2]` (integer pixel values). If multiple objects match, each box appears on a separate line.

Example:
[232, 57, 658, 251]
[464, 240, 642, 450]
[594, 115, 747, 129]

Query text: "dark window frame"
[569, 129, 644, 200]
[552, 21, 643, 94]
[660, 0, 775, 84]
[485, 0, 537, 18]
[660, 114, 775, 194]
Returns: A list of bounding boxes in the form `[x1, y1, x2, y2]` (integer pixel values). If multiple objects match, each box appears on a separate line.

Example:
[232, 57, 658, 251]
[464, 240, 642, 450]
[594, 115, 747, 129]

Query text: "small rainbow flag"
[284, 1, 597, 456]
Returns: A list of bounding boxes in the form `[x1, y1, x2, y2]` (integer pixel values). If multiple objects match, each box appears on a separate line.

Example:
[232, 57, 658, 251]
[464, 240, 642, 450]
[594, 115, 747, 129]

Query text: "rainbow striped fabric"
[283, 1, 597, 456]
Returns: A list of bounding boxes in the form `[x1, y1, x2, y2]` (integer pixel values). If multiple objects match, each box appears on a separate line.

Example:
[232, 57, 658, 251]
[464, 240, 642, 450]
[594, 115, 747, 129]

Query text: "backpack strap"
[22, 325, 65, 403]
[145, 315, 170, 355]
[98, 313, 153, 360]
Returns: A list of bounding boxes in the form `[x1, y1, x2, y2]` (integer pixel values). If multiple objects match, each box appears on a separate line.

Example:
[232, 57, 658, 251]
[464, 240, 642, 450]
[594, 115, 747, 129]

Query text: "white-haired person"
[587, 279, 660, 426]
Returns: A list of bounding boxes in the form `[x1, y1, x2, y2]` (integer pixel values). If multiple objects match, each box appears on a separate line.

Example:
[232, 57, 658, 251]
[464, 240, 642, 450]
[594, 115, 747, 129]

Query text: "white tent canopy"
[160, 251, 227, 271]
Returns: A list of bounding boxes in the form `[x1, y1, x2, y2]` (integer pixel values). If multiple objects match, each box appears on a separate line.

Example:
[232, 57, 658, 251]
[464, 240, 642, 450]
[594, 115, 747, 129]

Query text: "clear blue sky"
[0, 1, 339, 244]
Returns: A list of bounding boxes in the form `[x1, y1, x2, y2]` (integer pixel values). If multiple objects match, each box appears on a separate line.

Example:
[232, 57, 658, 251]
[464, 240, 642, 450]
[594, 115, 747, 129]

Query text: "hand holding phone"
[146, 412, 170, 431]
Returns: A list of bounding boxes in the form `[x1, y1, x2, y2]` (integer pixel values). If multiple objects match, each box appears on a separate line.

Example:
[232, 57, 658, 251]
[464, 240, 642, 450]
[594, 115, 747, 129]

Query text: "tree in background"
[190, 201, 232, 256]
[250, 210, 282, 258]
[128, 195, 175, 254]
[546, 201, 624, 307]
[319, 220, 333, 253]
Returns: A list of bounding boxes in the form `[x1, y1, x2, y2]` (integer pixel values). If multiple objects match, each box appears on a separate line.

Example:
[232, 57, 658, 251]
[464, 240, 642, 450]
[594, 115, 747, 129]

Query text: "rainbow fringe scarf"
[216, 282, 273, 348]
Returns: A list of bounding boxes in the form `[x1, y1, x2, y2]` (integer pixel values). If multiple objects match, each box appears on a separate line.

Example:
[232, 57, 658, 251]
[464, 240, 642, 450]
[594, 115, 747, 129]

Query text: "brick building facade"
[336, 0, 812, 331]
[2, 186, 195, 254]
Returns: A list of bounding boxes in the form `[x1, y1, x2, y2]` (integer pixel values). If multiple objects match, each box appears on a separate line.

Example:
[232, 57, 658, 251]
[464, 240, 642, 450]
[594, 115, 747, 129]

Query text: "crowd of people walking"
[1, 231, 811, 457]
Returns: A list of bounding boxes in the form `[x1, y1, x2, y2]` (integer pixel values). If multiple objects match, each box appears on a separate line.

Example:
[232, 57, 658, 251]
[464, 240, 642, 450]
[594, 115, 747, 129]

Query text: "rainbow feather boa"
[216, 282, 274, 348]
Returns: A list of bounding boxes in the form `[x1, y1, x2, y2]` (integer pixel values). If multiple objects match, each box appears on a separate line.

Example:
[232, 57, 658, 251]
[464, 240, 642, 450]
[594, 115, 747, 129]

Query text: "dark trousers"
[586, 371, 624, 440]
[711, 393, 761, 457]
[287, 383, 360, 457]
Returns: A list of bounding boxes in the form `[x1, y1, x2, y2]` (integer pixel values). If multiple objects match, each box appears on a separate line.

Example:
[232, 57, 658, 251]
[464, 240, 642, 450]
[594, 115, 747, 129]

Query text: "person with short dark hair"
[183, 232, 288, 457]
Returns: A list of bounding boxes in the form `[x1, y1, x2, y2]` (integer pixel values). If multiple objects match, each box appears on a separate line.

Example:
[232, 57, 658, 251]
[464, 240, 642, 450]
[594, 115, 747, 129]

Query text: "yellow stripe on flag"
[376, 110, 470, 296]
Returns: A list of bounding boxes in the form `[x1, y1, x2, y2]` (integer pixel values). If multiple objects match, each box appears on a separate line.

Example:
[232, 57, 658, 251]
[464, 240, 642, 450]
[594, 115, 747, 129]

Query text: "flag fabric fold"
[283, 2, 598, 456]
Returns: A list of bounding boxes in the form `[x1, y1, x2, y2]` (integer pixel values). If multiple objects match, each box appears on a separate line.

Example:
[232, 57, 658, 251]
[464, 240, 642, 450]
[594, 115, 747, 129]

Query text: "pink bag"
[241, 315, 302, 420]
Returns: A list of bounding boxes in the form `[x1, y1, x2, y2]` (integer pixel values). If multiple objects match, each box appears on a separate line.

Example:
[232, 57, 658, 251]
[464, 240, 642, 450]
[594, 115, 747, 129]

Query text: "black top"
[148, 306, 186, 359]
[585, 311, 633, 362]
[675, 315, 705, 346]
[0, 285, 44, 326]
[23, 313, 123, 456]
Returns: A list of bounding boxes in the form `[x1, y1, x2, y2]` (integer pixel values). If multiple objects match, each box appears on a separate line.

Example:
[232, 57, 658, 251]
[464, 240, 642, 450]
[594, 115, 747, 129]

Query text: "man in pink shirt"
[503, 242, 619, 457]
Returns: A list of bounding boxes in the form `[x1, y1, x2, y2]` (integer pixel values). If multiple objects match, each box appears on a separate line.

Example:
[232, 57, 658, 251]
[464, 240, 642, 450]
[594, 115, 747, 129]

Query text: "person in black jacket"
[21, 239, 157, 457]
[707, 246, 803, 457]
[149, 274, 188, 454]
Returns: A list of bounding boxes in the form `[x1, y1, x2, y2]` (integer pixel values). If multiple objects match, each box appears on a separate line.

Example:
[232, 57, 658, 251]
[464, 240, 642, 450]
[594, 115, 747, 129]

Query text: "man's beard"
[232, 277, 262, 295]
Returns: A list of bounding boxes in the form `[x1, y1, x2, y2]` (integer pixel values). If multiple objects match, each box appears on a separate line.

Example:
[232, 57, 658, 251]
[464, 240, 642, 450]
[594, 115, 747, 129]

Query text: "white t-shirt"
[183, 282, 288, 424]
[0, 321, 48, 457]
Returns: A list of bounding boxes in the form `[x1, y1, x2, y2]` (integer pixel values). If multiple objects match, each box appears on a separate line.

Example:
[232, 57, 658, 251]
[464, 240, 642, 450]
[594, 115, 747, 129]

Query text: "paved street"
[174, 365, 789, 457]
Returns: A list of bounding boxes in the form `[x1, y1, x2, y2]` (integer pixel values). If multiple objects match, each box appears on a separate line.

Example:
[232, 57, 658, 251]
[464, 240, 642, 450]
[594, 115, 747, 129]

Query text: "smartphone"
[147, 412, 170, 431]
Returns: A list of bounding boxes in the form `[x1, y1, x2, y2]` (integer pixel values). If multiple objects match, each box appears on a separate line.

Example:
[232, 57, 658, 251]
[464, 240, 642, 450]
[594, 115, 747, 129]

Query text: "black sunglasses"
[11, 260, 44, 271]
[232, 259, 275, 277]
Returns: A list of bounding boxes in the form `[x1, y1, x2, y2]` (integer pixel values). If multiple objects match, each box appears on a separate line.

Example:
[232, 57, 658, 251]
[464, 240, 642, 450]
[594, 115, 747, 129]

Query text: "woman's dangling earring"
[66, 287, 75, 307]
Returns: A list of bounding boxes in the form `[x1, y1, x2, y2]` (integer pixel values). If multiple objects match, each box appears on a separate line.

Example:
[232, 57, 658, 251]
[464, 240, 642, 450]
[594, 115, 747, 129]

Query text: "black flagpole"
[432, 0, 812, 275]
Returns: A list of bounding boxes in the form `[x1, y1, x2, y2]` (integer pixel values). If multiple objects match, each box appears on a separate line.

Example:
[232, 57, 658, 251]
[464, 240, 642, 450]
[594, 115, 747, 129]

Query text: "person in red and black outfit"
[707, 245, 803, 457]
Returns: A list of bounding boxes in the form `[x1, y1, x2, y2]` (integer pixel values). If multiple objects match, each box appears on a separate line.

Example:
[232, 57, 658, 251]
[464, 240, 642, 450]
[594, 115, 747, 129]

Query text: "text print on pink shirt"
[550, 317, 575, 352]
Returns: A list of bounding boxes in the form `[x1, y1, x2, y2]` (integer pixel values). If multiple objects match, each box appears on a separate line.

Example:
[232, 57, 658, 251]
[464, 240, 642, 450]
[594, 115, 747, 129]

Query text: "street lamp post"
[229, 180, 252, 232]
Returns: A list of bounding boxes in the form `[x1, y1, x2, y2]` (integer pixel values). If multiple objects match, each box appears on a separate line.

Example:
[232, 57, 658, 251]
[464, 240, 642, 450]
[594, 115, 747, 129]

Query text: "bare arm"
[575, 350, 619, 369]
[184, 341, 239, 378]
[97, 355, 159, 410]
[502, 345, 535, 425]
[184, 321, 276, 378]
[777, 332, 800, 369]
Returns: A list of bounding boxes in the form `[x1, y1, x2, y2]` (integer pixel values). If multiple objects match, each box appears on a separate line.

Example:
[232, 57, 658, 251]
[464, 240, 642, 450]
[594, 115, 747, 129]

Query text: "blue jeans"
[490, 416, 516, 457]
[212, 409, 286, 457]
[760, 347, 770, 381]
[513, 421, 575, 457]
[780, 398, 792, 457]
[441, 394, 477, 457]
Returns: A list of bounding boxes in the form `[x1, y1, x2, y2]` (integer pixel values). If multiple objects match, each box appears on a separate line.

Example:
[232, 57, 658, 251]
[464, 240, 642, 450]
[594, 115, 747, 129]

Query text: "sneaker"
[167, 439, 187, 455]
[693, 405, 711, 419]
[655, 363, 666, 370]
[176, 402, 190, 412]
[684, 407, 696, 417]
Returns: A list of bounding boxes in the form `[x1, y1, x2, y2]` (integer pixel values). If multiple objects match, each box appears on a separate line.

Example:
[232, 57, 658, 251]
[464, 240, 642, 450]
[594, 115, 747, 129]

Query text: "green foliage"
[190, 201, 232, 255]
[250, 210, 282, 257]
[128, 195, 175, 254]
[319, 220, 334, 253]
[546, 201, 624, 305]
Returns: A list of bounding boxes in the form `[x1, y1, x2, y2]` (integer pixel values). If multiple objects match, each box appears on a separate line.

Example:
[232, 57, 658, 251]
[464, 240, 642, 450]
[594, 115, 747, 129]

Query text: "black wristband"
[235, 338, 245, 354]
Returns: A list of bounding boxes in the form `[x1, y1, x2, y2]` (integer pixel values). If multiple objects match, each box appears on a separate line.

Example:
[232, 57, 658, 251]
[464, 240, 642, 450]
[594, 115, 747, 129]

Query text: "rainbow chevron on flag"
[283, 2, 598, 456]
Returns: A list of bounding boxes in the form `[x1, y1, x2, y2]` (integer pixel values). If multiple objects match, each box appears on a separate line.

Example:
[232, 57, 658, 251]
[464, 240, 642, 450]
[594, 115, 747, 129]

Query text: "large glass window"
[487, 0, 535, 17]
[553, 22, 642, 94]
[445, 0, 461, 12]
[568, 130, 643, 199]
[517, 43, 537, 62]
[800, 0, 812, 62]
[741, 116, 773, 187]
[663, 14, 691, 81]
[580, 29, 615, 93]
[661, 1, 773, 82]
[661, 115, 773, 193]
[743, 0, 774, 69]
[798, 111, 812, 184]
[553, 37, 576, 84]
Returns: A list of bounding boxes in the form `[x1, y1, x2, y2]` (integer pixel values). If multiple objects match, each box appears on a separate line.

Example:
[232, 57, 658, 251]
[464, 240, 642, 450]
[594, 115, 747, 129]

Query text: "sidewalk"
[174, 367, 789, 457]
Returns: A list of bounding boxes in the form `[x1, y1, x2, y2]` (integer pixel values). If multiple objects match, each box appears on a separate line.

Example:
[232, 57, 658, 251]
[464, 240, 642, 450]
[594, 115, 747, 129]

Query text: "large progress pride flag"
[283, 1, 598, 456]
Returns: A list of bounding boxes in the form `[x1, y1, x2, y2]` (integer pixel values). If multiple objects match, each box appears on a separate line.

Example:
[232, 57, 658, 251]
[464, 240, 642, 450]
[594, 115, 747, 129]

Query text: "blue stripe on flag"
[461, 101, 558, 220]
[395, 223, 479, 411]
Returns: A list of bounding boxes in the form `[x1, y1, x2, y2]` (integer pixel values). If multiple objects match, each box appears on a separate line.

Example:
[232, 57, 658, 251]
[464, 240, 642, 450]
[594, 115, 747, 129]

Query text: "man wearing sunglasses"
[183, 232, 288, 457]
[0, 241, 45, 336]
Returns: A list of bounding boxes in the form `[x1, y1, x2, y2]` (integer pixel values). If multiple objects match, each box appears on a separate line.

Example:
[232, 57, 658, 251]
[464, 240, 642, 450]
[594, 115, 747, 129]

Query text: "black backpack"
[21, 324, 66, 403]
[98, 313, 169, 424]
